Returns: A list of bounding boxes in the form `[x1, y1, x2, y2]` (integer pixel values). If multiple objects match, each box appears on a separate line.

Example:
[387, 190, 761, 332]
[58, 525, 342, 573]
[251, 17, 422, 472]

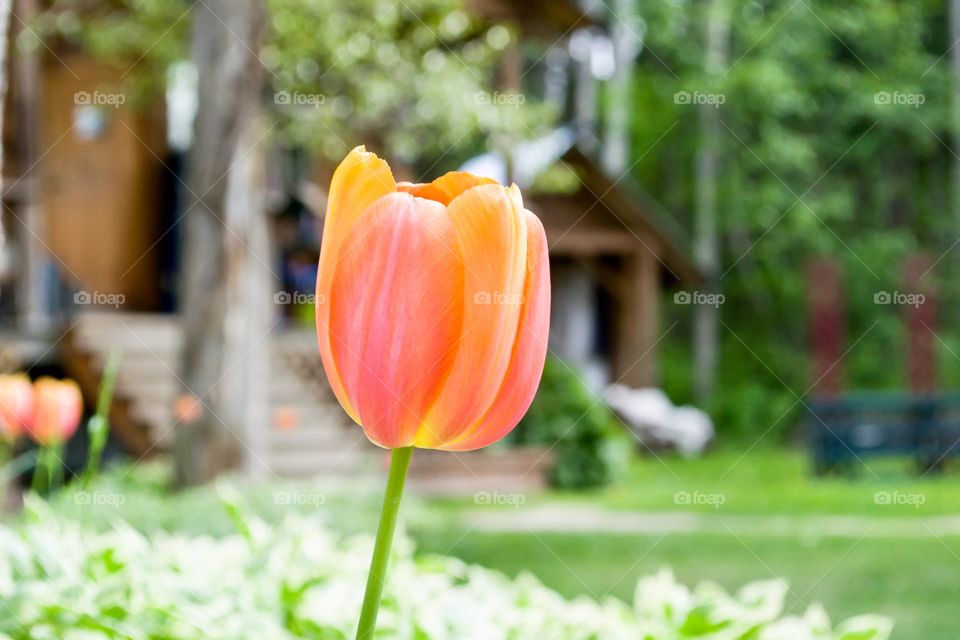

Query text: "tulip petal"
[317, 147, 396, 422]
[397, 171, 496, 206]
[440, 211, 551, 451]
[0, 374, 33, 439]
[329, 193, 464, 448]
[29, 378, 82, 446]
[415, 184, 528, 447]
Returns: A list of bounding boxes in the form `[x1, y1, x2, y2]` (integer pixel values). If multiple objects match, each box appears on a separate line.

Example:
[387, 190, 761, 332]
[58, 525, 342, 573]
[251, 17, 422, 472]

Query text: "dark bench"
[808, 392, 960, 474]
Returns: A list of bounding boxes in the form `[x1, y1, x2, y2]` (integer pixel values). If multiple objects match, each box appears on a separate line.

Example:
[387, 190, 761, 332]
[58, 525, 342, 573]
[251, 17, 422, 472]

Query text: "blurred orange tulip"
[316, 146, 550, 451]
[27, 378, 83, 446]
[0, 374, 34, 440]
[173, 393, 203, 425]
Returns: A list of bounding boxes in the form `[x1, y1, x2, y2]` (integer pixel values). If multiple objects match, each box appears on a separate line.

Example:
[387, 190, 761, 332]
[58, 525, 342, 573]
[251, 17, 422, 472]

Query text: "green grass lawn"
[423, 447, 960, 517]
[417, 447, 960, 639]
[587, 447, 960, 517]
[414, 527, 959, 640]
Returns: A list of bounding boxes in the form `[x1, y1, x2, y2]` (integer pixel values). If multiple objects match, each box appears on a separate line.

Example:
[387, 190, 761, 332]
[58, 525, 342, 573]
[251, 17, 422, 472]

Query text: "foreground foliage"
[512, 356, 630, 489]
[0, 491, 892, 640]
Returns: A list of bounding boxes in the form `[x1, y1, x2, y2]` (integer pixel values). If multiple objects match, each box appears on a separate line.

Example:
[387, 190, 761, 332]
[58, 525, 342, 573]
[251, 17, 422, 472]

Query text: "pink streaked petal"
[329, 193, 464, 448]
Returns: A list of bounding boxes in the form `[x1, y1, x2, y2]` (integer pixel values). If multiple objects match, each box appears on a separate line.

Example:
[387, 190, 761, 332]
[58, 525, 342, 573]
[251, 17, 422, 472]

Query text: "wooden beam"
[546, 228, 639, 256]
[612, 247, 660, 388]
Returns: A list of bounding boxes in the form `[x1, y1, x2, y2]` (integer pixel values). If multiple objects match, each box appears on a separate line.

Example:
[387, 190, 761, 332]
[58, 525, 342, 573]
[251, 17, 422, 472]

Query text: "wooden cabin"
[531, 147, 699, 391]
[0, 0, 698, 489]
[2, 39, 168, 333]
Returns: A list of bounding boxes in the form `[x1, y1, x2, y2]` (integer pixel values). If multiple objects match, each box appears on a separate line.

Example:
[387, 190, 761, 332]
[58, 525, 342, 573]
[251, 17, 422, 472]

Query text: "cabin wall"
[534, 193, 665, 389]
[40, 55, 166, 310]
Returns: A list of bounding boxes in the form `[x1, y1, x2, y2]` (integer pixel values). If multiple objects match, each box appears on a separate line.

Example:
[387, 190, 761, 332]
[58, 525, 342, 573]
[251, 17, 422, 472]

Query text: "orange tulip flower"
[0, 374, 34, 440]
[27, 377, 83, 446]
[316, 146, 550, 451]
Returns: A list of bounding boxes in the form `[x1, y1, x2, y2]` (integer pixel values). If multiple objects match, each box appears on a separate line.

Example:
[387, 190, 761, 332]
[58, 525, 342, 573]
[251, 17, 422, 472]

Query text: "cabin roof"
[459, 135, 702, 286]
[555, 146, 702, 285]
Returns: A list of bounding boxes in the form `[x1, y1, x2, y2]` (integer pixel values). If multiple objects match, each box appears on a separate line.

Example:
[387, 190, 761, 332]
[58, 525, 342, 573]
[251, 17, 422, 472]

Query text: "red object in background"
[904, 254, 938, 395]
[807, 259, 845, 397]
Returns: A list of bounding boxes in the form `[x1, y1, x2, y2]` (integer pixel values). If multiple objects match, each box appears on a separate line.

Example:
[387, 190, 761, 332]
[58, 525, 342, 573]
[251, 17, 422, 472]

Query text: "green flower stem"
[355, 446, 413, 640]
[31, 446, 49, 494]
[82, 349, 121, 488]
[50, 442, 65, 490]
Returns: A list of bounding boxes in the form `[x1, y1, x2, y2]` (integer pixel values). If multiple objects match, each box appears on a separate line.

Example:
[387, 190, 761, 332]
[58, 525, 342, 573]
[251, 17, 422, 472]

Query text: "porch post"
[614, 245, 660, 388]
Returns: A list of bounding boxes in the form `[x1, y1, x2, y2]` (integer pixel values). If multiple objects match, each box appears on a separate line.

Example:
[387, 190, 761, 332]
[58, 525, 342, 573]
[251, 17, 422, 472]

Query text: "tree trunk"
[0, 0, 11, 191]
[950, 0, 960, 226]
[602, 0, 641, 175]
[571, 30, 598, 151]
[8, 0, 48, 331]
[175, 0, 269, 485]
[692, 0, 730, 403]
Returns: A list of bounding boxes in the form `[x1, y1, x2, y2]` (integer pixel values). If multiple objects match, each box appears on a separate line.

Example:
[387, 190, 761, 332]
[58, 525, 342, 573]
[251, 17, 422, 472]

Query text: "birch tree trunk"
[602, 0, 641, 176]
[951, 0, 960, 226]
[175, 0, 269, 485]
[692, 0, 730, 403]
[0, 0, 11, 192]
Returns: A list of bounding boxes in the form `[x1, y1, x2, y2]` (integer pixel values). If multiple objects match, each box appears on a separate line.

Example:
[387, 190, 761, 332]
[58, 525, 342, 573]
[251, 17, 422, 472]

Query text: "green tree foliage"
[624, 0, 958, 437]
[34, 0, 553, 164]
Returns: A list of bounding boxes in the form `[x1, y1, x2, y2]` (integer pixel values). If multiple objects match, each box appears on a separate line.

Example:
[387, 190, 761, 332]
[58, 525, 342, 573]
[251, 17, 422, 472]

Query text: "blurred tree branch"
[951, 0, 960, 225]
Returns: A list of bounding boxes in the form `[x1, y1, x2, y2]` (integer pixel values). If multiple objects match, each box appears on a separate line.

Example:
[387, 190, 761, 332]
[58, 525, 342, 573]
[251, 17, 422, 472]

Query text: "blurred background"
[0, 0, 958, 638]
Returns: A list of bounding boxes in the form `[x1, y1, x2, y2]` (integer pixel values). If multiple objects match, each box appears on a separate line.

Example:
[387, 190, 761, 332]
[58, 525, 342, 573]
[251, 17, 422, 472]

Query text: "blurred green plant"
[0, 490, 893, 639]
[81, 349, 121, 488]
[510, 356, 630, 490]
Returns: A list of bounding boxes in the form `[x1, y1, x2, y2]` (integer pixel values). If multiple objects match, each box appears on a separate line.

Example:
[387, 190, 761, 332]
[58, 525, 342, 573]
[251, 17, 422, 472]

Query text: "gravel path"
[462, 504, 960, 538]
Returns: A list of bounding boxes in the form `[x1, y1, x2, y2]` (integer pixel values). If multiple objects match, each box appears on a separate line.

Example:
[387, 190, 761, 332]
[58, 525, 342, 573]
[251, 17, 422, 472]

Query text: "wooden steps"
[63, 311, 552, 491]
[64, 311, 375, 477]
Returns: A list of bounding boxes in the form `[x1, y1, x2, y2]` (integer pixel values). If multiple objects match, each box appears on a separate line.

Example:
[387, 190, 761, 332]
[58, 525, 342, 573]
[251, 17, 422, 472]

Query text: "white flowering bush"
[0, 494, 892, 640]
